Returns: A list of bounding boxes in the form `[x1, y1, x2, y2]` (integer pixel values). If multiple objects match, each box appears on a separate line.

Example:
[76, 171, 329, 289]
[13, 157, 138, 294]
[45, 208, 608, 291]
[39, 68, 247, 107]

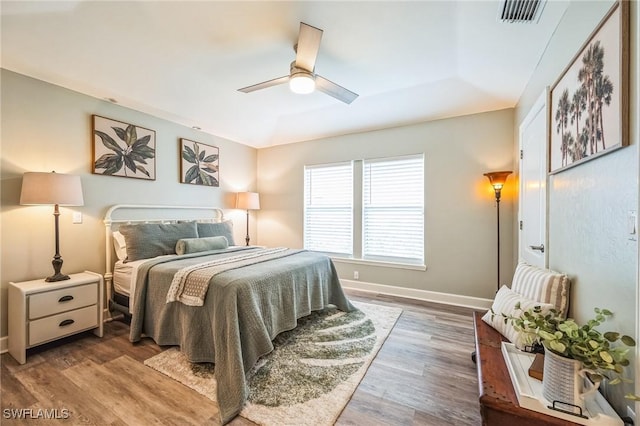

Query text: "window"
[363, 155, 424, 263]
[304, 155, 424, 266]
[303, 162, 353, 255]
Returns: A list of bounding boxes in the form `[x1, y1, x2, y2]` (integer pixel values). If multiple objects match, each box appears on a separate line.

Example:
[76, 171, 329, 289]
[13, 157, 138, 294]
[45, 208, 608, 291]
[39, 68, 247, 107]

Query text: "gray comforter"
[129, 246, 354, 424]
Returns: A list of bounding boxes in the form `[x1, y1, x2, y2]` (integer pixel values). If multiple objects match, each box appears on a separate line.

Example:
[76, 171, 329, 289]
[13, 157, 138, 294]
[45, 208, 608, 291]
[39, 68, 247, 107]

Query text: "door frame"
[518, 88, 549, 268]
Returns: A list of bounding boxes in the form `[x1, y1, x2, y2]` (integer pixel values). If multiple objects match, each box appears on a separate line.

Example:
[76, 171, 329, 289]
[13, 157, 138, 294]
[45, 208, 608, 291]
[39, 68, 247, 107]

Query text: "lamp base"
[46, 253, 69, 282]
[45, 273, 70, 282]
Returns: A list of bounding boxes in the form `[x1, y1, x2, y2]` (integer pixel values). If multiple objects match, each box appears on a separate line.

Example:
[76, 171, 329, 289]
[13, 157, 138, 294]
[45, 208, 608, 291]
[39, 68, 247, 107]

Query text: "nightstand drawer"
[29, 305, 98, 346]
[29, 283, 97, 319]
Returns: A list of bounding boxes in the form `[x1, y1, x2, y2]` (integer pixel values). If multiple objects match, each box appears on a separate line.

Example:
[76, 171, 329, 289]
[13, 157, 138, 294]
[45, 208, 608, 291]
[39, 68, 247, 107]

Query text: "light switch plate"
[72, 211, 83, 224]
[628, 210, 637, 240]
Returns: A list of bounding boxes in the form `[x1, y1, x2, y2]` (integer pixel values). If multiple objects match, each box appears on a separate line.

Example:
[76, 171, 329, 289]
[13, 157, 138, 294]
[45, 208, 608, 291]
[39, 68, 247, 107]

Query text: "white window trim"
[331, 256, 426, 271]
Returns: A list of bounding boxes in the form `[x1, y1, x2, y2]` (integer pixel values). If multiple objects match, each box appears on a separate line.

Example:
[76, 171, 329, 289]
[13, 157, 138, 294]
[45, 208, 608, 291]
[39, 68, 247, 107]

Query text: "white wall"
[515, 0, 639, 416]
[257, 109, 516, 301]
[0, 70, 258, 337]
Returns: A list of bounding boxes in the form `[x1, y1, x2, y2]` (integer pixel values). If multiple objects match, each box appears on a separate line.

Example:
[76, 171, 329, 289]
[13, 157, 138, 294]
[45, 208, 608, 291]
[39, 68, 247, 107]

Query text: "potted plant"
[505, 305, 638, 411]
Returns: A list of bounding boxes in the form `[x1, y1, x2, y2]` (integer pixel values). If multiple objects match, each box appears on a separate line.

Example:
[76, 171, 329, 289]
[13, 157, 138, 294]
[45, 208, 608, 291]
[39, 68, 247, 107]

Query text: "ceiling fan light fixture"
[289, 73, 315, 94]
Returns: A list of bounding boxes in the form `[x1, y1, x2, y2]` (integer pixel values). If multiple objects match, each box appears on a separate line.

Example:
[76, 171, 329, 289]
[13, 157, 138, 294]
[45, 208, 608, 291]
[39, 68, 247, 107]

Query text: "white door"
[518, 90, 548, 268]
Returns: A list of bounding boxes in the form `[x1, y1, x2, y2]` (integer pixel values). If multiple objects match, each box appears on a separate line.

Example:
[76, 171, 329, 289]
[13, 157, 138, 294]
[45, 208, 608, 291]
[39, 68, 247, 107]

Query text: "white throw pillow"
[482, 285, 554, 350]
[112, 231, 127, 261]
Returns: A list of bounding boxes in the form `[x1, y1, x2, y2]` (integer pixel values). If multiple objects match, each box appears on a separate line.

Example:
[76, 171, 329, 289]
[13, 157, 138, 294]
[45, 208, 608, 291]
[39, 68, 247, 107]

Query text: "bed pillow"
[112, 231, 127, 261]
[119, 222, 198, 262]
[482, 285, 555, 350]
[196, 220, 235, 246]
[510, 261, 570, 318]
[176, 236, 229, 255]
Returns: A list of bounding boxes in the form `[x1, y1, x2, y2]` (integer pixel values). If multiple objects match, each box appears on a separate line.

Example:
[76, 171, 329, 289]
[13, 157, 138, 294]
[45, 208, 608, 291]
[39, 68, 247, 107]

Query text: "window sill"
[330, 256, 426, 271]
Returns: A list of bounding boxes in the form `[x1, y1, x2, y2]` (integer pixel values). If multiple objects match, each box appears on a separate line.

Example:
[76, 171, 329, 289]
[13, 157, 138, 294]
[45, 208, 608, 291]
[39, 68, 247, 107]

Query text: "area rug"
[144, 301, 401, 425]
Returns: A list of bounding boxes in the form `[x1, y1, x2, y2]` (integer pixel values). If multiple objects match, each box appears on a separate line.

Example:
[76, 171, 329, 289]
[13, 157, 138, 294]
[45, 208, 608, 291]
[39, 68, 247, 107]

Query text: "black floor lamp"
[483, 171, 512, 292]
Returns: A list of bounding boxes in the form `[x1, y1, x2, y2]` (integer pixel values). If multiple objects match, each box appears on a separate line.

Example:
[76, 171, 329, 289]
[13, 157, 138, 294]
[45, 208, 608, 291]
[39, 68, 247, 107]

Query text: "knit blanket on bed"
[130, 248, 355, 424]
[166, 247, 293, 306]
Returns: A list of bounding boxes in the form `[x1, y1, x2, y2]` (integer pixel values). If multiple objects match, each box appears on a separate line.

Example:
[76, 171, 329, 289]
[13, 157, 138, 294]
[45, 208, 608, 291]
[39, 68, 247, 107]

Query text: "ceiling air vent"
[498, 0, 546, 23]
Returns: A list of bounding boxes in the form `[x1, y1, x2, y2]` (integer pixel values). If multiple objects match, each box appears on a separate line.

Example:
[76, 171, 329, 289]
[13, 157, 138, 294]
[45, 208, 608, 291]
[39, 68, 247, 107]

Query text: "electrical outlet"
[353, 271, 359, 280]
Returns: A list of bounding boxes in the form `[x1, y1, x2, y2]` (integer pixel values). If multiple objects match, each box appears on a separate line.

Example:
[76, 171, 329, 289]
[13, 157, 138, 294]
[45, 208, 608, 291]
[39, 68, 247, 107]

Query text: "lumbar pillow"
[175, 236, 229, 255]
[119, 221, 198, 262]
[482, 285, 555, 350]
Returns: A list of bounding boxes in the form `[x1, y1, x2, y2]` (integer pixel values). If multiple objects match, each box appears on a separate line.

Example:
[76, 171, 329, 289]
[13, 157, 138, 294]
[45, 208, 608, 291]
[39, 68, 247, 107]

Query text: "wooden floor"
[1, 289, 482, 425]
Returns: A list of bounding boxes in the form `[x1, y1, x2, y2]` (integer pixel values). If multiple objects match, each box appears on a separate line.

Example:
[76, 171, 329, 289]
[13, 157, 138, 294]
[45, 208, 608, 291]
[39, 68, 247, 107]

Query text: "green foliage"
[182, 142, 219, 186]
[504, 306, 636, 395]
[94, 125, 154, 177]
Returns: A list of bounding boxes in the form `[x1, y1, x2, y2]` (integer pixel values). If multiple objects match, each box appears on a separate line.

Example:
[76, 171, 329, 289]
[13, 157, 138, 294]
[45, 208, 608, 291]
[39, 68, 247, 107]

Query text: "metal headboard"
[103, 204, 225, 308]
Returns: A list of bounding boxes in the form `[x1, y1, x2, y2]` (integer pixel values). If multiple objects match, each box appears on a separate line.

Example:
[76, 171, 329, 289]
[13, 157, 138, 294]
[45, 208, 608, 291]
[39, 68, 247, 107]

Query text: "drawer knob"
[59, 319, 75, 327]
[58, 295, 74, 303]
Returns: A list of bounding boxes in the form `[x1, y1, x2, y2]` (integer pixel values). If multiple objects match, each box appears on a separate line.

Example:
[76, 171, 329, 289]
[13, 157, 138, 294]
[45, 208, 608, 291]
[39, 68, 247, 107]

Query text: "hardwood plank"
[0, 361, 36, 409]
[338, 390, 416, 425]
[63, 356, 219, 425]
[9, 363, 120, 425]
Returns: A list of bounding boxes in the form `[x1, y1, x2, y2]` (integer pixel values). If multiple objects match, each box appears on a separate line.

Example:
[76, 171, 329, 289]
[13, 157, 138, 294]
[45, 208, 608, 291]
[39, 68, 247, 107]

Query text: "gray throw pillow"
[196, 220, 235, 245]
[119, 221, 198, 262]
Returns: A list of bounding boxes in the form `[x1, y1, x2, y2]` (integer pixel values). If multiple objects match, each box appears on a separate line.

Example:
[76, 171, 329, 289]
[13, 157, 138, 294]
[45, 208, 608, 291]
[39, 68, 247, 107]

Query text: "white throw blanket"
[166, 247, 291, 306]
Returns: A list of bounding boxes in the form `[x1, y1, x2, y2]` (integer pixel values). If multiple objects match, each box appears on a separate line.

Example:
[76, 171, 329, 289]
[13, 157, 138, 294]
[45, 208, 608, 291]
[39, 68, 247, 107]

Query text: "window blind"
[304, 162, 353, 255]
[363, 155, 424, 263]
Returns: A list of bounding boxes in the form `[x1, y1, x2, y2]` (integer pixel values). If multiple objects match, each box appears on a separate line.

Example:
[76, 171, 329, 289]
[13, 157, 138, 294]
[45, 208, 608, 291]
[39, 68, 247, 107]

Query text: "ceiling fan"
[238, 22, 358, 104]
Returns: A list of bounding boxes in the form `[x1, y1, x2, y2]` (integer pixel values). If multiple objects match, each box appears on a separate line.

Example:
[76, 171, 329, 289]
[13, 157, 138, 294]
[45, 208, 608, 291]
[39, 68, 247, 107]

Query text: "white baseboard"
[342, 279, 493, 311]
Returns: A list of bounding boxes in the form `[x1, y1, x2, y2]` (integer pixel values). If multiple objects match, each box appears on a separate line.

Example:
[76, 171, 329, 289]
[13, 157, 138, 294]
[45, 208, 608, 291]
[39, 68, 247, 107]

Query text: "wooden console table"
[473, 311, 579, 426]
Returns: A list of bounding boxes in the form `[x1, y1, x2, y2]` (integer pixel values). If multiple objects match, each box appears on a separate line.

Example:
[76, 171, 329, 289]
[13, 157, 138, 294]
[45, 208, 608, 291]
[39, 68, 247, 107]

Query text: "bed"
[103, 204, 354, 424]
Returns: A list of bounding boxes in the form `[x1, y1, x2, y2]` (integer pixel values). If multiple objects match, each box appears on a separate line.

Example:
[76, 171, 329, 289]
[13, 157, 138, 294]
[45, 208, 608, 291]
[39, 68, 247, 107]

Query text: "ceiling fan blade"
[238, 76, 289, 93]
[295, 22, 323, 72]
[315, 76, 358, 104]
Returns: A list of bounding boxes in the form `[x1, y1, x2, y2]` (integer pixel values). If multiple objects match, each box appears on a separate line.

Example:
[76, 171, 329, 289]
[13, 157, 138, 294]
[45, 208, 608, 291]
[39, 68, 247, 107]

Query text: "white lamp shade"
[20, 172, 84, 206]
[236, 192, 260, 210]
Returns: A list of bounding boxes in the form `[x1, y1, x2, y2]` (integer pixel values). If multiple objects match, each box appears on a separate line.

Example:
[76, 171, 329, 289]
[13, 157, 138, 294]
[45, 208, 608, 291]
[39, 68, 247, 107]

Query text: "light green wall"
[0, 69, 258, 337]
[256, 109, 516, 300]
[515, 0, 639, 416]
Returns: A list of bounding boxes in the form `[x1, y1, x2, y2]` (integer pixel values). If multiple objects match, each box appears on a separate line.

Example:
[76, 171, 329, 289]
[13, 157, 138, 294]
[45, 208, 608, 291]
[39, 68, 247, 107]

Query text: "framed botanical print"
[92, 115, 156, 180]
[180, 139, 219, 186]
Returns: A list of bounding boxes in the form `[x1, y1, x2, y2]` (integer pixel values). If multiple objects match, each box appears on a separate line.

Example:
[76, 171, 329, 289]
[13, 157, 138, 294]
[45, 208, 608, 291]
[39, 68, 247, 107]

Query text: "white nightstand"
[8, 271, 104, 364]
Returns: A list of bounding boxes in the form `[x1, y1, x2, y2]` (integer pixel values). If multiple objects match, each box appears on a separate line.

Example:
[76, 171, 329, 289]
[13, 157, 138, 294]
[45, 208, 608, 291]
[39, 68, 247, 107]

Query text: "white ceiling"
[1, 1, 569, 148]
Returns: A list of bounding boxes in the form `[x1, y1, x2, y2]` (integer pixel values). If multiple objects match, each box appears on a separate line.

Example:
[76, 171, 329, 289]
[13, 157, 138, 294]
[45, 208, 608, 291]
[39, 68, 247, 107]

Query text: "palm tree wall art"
[549, 1, 628, 173]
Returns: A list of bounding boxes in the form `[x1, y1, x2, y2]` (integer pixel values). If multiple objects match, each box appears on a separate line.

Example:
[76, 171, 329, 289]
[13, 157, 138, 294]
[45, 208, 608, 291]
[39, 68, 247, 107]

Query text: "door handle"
[529, 244, 545, 253]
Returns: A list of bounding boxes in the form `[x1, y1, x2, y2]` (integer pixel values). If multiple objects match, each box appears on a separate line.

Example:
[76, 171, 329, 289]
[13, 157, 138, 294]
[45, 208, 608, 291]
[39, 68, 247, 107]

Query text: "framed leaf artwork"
[92, 115, 156, 180]
[549, 0, 629, 174]
[180, 139, 219, 187]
